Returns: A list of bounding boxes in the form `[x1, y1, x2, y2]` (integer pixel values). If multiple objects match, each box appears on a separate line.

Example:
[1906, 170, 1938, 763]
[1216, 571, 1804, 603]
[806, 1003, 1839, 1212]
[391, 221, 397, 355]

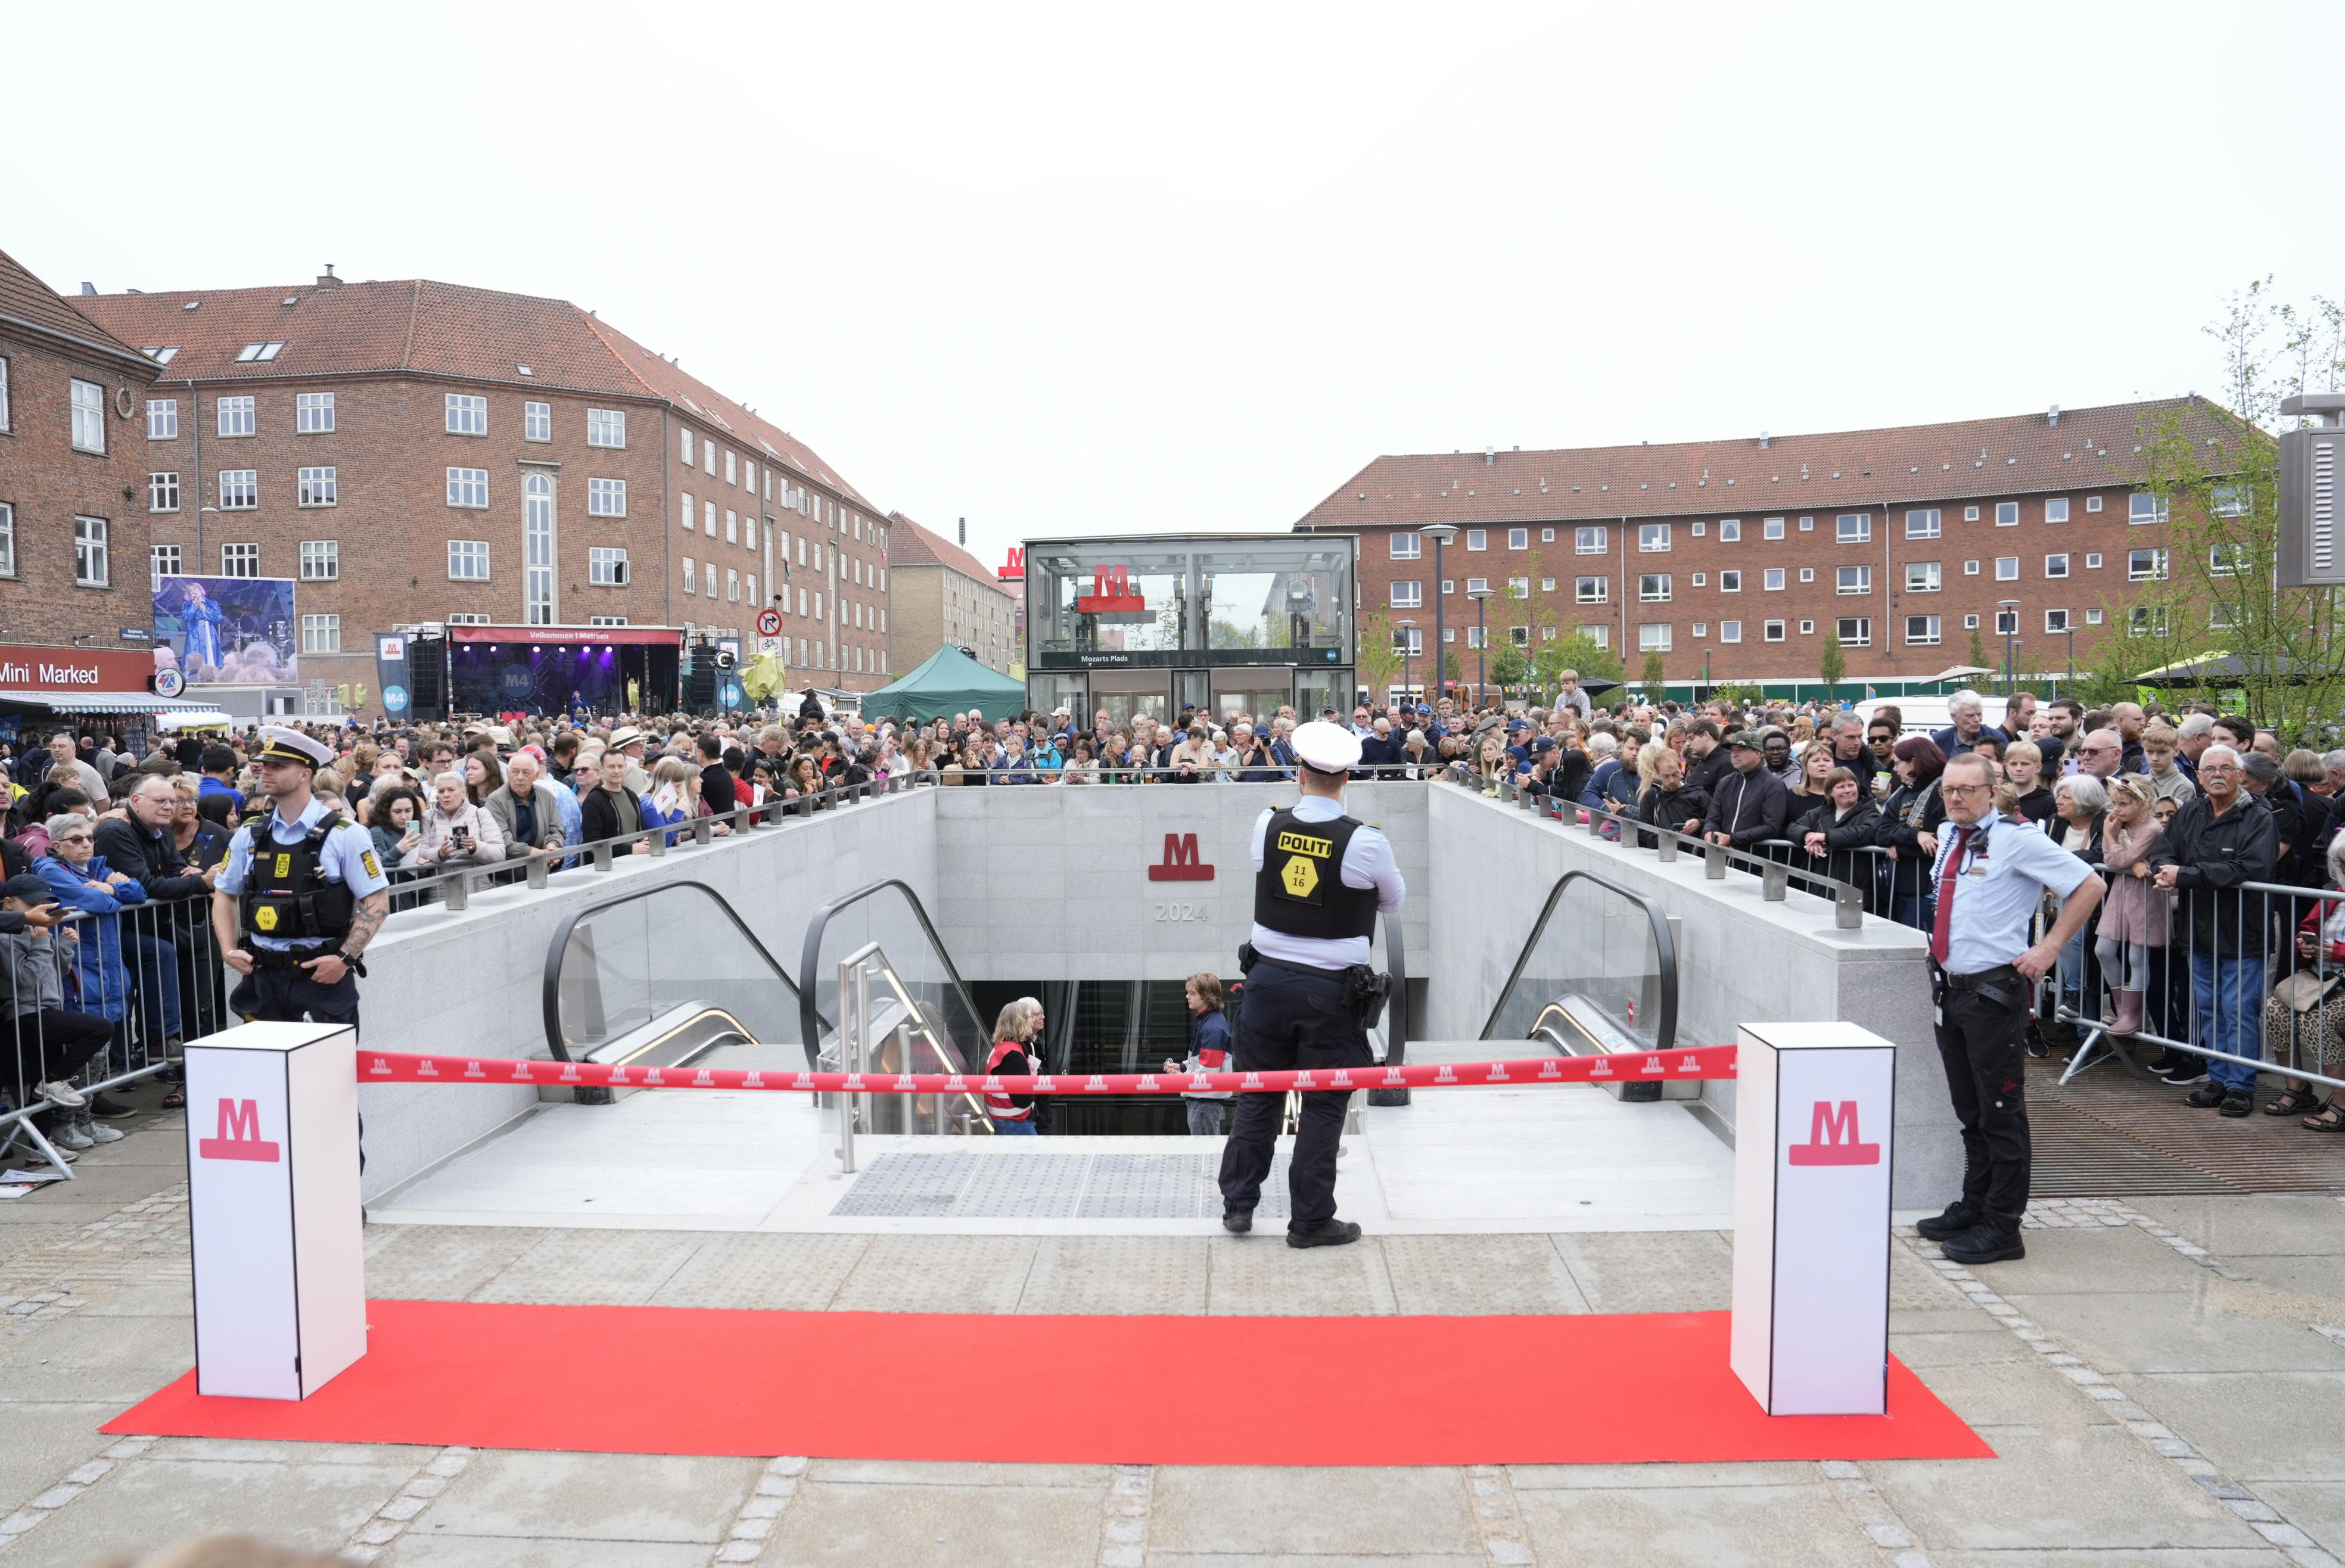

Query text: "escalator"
[1480, 869, 1682, 1102]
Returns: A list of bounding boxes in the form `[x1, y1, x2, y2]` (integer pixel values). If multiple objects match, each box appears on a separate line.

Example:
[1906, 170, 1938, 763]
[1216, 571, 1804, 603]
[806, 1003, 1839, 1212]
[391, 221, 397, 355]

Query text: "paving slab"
[764, 1478, 1105, 1567]
[1144, 1556, 1486, 1568]
[1015, 1235, 1210, 1314]
[1203, 1234, 1398, 1315]
[466, 1228, 705, 1306]
[0, 1453, 415, 1564]
[647, 1231, 871, 1311]
[413, 1449, 762, 1544]
[2253, 1479, 2345, 1558]
[827, 1235, 1038, 1313]
[1149, 1466, 1476, 1555]
[365, 1223, 551, 1300]
[1548, 1230, 1731, 1313]
[0, 1311, 192, 1402]
[1908, 1359, 2120, 1432]
[0, 1400, 118, 1516]
[1868, 1423, 2266, 1551]
[1889, 1327, 2045, 1368]
[2110, 1370, 2345, 1483]
[1931, 1552, 2287, 1566]
[2224, 1252, 2345, 1299]
[1379, 1232, 1591, 1315]
[2131, 1195, 2345, 1258]
[1514, 1480, 1879, 1567]
[2004, 1289, 2345, 1375]
[1506, 1461, 1820, 1490]
[1966, 1224, 2201, 1295]
[141, 1438, 440, 1467]
[807, 1459, 1115, 1488]
[381, 1537, 713, 1567]
[70, 1280, 194, 1317]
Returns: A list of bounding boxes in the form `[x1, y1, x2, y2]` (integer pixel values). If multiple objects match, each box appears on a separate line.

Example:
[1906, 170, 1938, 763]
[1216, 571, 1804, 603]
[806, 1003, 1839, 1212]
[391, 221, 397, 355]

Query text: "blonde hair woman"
[982, 997, 1046, 1134]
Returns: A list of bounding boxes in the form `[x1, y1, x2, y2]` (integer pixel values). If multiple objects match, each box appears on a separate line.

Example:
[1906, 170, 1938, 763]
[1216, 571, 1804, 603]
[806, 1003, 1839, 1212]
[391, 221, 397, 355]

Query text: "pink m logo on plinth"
[1788, 1100, 1881, 1166]
[1148, 832, 1214, 882]
[198, 1098, 280, 1163]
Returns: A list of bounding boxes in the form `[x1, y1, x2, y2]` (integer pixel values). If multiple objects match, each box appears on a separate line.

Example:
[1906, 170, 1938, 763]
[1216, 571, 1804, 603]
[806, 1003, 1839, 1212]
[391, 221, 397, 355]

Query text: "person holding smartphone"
[411, 771, 506, 869]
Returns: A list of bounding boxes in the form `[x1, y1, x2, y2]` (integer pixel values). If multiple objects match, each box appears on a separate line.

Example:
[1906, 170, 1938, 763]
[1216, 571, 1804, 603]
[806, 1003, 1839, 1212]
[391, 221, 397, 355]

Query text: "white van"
[1852, 695, 2009, 739]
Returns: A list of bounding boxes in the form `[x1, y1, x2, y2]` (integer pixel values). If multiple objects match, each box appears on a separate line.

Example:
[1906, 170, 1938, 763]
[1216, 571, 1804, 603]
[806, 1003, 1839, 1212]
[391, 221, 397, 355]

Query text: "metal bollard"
[443, 871, 469, 911]
[1762, 862, 1789, 901]
[646, 827, 667, 858]
[592, 842, 612, 873]
[1657, 832, 1678, 863]
[1705, 842, 1728, 880]
[526, 855, 549, 890]
[693, 818, 714, 847]
[1836, 885, 1864, 930]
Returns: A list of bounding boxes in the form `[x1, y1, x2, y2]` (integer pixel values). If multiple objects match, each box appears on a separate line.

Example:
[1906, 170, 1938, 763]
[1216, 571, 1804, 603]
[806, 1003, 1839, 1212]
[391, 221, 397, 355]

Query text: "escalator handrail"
[1478, 868, 1678, 1051]
[797, 879, 984, 1075]
[542, 878, 803, 1063]
[1380, 909, 1408, 1068]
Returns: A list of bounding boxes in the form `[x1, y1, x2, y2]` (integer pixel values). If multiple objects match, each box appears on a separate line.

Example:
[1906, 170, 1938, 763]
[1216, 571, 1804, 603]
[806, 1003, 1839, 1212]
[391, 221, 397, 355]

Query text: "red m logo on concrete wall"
[1787, 1099, 1880, 1166]
[1148, 832, 1214, 882]
[198, 1098, 282, 1163]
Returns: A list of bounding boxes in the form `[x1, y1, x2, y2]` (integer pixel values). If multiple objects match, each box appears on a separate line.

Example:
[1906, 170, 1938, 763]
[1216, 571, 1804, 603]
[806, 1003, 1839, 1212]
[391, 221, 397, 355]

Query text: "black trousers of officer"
[1217, 959, 1369, 1233]
[231, 963, 362, 1031]
[1934, 971, 2032, 1228]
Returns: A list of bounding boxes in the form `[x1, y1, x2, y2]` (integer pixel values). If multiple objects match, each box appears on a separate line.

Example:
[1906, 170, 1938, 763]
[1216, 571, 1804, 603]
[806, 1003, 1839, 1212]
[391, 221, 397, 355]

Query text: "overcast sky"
[10, 3, 2339, 574]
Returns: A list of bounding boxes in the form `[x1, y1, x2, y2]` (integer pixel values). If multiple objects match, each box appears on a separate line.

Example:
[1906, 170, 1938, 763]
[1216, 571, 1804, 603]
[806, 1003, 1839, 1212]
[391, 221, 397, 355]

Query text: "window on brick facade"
[149, 543, 177, 586]
[1993, 609, 2018, 636]
[726, 509, 738, 545]
[297, 466, 336, 506]
[445, 393, 487, 435]
[1905, 561, 1940, 592]
[588, 615, 629, 626]
[2045, 608, 2070, 633]
[1995, 556, 2019, 580]
[220, 542, 260, 577]
[525, 401, 551, 441]
[703, 441, 716, 476]
[728, 569, 741, 603]
[146, 398, 176, 439]
[1837, 617, 1870, 648]
[216, 396, 256, 437]
[704, 561, 717, 598]
[2129, 492, 2168, 525]
[0, 503, 13, 575]
[2044, 552, 2069, 579]
[1905, 615, 1941, 645]
[296, 392, 335, 433]
[447, 612, 490, 624]
[2045, 497, 2070, 523]
[1764, 567, 1785, 591]
[589, 547, 629, 585]
[1638, 623, 1671, 652]
[682, 556, 696, 594]
[300, 540, 338, 580]
[70, 379, 105, 452]
[587, 478, 626, 517]
[1905, 509, 1940, 539]
[587, 407, 626, 448]
[748, 574, 758, 606]
[1764, 517, 1785, 539]
[1390, 580, 1422, 608]
[1575, 576, 1606, 603]
[449, 540, 491, 580]
[446, 467, 489, 508]
[1996, 501, 2019, 525]
[723, 449, 736, 486]
[1508, 528, 1528, 549]
[1719, 519, 1741, 542]
[704, 500, 716, 534]
[0, 358, 8, 431]
[1836, 565, 1870, 595]
[1390, 531, 1420, 559]
[681, 491, 695, 531]
[1576, 526, 1606, 553]
[1639, 573, 1671, 602]
[150, 472, 179, 512]
[219, 469, 257, 509]
[2129, 548, 2168, 581]
[524, 473, 556, 626]
[681, 428, 695, 464]
[1764, 619, 1787, 642]
[300, 614, 340, 653]
[1638, 523, 1670, 552]
[1835, 513, 1870, 543]
[72, 515, 105, 583]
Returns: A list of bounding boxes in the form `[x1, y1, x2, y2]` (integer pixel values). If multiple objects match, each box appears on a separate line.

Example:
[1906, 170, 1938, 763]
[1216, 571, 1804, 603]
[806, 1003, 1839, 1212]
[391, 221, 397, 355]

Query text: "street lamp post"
[1998, 599, 2021, 698]
[2064, 625, 2076, 692]
[1420, 523, 1458, 703]
[1468, 586, 1494, 704]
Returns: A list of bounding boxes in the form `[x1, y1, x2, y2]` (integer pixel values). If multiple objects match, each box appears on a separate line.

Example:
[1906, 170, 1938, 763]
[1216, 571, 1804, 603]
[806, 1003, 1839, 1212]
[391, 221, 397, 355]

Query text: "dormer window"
[234, 341, 286, 362]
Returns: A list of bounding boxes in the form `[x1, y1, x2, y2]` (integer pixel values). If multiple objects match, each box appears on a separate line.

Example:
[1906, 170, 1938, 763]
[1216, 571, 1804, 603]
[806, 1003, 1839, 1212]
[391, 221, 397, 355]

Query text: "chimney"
[1484, 446, 1496, 465]
[78, 281, 96, 295]
[2048, 403, 2060, 427]
[316, 264, 341, 288]
[958, 517, 966, 547]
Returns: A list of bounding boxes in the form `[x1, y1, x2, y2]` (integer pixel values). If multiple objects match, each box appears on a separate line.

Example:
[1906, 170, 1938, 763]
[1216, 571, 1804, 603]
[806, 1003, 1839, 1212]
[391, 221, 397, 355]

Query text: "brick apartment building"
[0, 248, 157, 647]
[74, 272, 897, 711]
[1296, 397, 2241, 695]
[885, 513, 1016, 674]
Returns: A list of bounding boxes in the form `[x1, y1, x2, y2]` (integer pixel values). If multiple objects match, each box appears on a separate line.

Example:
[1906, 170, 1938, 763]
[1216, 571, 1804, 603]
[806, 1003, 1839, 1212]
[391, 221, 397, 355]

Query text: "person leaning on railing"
[0, 873, 116, 1156]
[2263, 833, 2345, 1132]
[1876, 736, 1948, 929]
[1637, 741, 1708, 841]
[1794, 767, 1880, 866]
[2149, 744, 2277, 1118]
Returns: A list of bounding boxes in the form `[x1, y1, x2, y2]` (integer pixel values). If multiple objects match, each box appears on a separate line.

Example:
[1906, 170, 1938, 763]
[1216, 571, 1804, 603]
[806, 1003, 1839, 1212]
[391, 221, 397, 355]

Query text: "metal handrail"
[1366, 907, 1411, 1106]
[795, 879, 984, 1075]
[1478, 868, 1680, 1051]
[941, 764, 1452, 783]
[538, 879, 804, 1063]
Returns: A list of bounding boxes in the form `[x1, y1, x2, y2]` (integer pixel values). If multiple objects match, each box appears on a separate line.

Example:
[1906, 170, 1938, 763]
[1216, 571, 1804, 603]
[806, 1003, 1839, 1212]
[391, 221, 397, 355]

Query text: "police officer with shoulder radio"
[1218, 720, 1405, 1247]
[211, 727, 393, 1031]
[1917, 750, 2103, 1265]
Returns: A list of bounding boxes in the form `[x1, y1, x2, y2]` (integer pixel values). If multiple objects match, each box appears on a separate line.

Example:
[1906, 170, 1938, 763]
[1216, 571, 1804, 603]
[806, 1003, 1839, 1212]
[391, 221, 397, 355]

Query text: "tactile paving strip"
[956, 1151, 1090, 1219]
[828, 1151, 980, 1217]
[1078, 1153, 1211, 1219]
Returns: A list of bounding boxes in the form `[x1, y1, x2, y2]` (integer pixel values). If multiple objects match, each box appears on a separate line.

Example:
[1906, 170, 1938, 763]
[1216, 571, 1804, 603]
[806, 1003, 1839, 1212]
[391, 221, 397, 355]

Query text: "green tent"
[859, 644, 1026, 723]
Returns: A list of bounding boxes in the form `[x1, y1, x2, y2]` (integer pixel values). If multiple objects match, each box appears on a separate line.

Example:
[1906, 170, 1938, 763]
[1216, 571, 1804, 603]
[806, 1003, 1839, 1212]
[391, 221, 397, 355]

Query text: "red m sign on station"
[1787, 1099, 1880, 1166]
[1148, 832, 1214, 882]
[1076, 565, 1147, 614]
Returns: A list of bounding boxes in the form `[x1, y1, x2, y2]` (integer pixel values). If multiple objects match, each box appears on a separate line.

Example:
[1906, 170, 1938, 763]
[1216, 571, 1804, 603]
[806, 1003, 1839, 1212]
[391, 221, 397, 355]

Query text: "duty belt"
[1937, 962, 2021, 993]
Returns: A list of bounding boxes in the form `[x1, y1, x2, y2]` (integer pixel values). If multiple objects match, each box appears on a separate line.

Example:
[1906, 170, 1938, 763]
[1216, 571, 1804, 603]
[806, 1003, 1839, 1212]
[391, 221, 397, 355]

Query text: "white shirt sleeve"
[1340, 826, 1407, 912]
[2002, 818, 2094, 900]
[1249, 807, 1274, 873]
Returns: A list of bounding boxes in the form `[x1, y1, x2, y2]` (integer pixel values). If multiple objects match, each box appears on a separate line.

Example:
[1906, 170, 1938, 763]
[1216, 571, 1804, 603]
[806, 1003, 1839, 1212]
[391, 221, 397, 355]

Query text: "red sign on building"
[1147, 832, 1214, 882]
[1076, 565, 1147, 615]
[998, 546, 1025, 583]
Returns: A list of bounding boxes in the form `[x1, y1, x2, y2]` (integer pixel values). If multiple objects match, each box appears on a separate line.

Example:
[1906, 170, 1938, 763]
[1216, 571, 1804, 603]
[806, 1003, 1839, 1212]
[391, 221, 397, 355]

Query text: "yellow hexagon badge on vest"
[1280, 853, 1320, 900]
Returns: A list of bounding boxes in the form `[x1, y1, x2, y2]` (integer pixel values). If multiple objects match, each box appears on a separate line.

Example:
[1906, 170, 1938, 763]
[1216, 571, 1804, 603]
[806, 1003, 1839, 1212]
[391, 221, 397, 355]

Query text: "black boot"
[1915, 1202, 1980, 1241]
[1940, 1222, 2024, 1265]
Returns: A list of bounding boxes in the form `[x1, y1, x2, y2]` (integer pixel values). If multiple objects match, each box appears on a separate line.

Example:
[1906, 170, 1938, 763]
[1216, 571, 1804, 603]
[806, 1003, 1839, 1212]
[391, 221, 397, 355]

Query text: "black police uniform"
[1217, 805, 1386, 1237]
[226, 810, 371, 1029]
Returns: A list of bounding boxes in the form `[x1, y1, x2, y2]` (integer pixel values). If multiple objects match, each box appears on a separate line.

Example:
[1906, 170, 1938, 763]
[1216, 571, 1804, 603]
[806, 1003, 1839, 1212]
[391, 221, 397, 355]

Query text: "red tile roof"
[1293, 397, 2251, 531]
[885, 512, 1000, 586]
[0, 246, 154, 372]
[74, 277, 875, 508]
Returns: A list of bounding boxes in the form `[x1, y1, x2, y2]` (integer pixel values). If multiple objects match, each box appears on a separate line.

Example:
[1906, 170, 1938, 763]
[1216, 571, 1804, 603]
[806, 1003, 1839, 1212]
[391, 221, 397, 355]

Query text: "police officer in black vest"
[211, 727, 393, 1030]
[1218, 720, 1405, 1246]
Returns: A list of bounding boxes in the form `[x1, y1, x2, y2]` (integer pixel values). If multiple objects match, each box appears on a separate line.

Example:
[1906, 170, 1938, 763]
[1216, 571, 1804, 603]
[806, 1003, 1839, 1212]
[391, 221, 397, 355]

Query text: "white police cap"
[254, 724, 334, 769]
[1292, 720, 1362, 775]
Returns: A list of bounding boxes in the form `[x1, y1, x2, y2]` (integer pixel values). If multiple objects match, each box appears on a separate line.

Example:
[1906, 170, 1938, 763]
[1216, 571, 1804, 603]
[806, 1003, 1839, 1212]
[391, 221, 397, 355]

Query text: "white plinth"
[185, 1021, 367, 1400]
[1728, 1021, 1895, 1417]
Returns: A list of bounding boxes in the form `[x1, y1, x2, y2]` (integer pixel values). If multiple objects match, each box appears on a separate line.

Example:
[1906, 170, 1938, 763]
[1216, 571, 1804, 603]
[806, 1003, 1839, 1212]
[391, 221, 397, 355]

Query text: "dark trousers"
[1217, 960, 1368, 1232]
[231, 965, 361, 1031]
[4, 1009, 113, 1096]
[1935, 981, 2033, 1228]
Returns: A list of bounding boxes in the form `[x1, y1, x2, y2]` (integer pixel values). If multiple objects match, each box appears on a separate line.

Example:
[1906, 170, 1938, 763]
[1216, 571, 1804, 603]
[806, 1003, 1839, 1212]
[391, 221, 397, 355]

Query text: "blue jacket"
[36, 854, 146, 1020]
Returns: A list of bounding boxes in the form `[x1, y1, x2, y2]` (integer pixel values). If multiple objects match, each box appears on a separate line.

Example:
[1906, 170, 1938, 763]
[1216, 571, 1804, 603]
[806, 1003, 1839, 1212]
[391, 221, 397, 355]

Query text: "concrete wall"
[929, 782, 1429, 985]
[1426, 788, 1955, 1207]
[358, 788, 938, 1200]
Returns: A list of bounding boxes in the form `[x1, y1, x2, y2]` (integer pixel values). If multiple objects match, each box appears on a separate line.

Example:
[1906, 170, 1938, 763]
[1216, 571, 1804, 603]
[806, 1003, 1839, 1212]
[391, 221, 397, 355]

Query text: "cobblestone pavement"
[4, 1107, 2344, 1565]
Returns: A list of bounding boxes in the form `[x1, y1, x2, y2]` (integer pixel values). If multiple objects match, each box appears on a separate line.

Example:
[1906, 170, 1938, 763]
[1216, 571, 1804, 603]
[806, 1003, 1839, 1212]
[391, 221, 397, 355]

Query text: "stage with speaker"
[444, 624, 683, 716]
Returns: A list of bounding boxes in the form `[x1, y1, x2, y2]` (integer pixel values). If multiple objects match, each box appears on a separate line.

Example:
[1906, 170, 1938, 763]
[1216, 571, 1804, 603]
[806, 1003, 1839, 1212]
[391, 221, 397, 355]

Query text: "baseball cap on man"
[1, 873, 57, 904]
[1726, 730, 1762, 752]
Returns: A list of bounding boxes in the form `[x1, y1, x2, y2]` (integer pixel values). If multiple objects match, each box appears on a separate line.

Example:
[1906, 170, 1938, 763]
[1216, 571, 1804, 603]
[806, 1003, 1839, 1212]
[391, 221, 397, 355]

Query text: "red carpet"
[106, 1299, 1990, 1466]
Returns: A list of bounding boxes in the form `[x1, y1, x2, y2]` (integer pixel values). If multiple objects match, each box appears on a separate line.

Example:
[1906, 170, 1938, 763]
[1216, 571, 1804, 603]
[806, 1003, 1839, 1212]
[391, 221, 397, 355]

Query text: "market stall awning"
[0, 689, 225, 714]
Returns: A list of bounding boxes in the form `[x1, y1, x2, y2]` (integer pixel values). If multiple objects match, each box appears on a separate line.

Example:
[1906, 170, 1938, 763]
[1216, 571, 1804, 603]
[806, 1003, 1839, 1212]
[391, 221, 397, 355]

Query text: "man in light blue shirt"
[1915, 751, 2101, 1268]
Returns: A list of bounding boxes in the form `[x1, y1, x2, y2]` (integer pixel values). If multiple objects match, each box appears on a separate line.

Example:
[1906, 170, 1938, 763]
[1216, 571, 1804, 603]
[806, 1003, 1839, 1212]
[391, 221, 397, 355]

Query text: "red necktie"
[1930, 824, 1974, 966]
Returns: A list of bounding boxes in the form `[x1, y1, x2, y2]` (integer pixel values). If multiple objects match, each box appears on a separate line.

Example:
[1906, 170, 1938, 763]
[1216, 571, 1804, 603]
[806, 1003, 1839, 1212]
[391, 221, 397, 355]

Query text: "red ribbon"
[360, 1045, 1739, 1094]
